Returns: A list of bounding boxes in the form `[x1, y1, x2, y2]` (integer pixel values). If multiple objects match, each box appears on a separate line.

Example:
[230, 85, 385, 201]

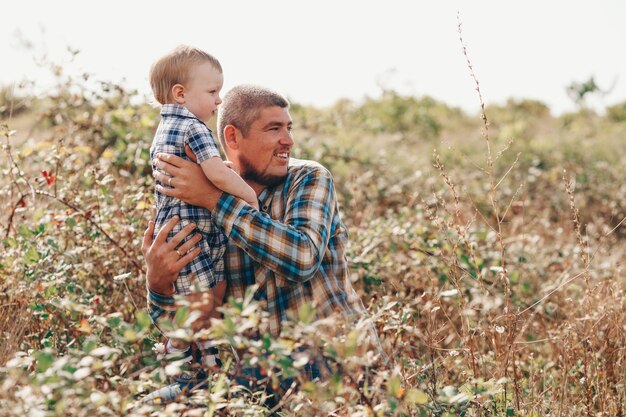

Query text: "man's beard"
[239, 154, 287, 188]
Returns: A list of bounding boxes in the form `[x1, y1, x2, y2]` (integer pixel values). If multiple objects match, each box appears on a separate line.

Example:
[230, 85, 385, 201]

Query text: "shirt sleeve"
[186, 122, 221, 163]
[213, 166, 335, 283]
[147, 287, 176, 314]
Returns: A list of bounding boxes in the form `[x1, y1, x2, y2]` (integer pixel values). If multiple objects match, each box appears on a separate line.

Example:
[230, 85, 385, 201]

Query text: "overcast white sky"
[2, 0, 626, 115]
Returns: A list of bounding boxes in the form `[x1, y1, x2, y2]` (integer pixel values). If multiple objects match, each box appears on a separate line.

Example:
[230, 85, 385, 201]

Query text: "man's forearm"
[147, 268, 176, 295]
[198, 189, 223, 212]
[213, 169, 336, 281]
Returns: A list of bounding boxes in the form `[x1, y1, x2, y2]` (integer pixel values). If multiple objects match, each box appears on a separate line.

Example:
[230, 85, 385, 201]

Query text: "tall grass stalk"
[457, 13, 521, 408]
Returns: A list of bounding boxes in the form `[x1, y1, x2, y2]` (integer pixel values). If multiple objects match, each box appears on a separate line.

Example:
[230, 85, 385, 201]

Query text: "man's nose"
[279, 129, 294, 146]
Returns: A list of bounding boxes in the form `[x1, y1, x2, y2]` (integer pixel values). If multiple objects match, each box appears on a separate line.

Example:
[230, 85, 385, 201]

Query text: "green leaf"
[66, 217, 77, 228]
[44, 285, 58, 297]
[31, 302, 45, 312]
[364, 275, 383, 286]
[345, 330, 358, 356]
[174, 306, 189, 327]
[298, 303, 316, 324]
[35, 351, 55, 373]
[24, 246, 40, 265]
[47, 238, 60, 251]
[123, 329, 138, 342]
[242, 284, 259, 308]
[387, 374, 403, 398]
[82, 339, 97, 353]
[301, 381, 317, 394]
[107, 316, 122, 328]
[136, 310, 152, 330]
[405, 388, 429, 404]
[227, 297, 243, 312]
[18, 225, 32, 238]
[262, 334, 272, 350]
[3, 237, 17, 248]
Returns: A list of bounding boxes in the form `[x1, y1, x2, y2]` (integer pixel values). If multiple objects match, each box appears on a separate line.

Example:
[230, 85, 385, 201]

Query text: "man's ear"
[172, 84, 185, 104]
[223, 124, 241, 150]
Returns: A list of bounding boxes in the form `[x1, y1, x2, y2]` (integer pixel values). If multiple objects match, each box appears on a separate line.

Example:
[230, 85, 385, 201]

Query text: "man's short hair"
[217, 85, 289, 147]
[149, 45, 222, 105]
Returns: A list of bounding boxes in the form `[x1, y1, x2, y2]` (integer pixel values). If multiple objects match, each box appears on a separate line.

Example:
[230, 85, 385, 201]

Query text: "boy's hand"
[223, 160, 240, 175]
[184, 145, 197, 163]
[142, 216, 202, 295]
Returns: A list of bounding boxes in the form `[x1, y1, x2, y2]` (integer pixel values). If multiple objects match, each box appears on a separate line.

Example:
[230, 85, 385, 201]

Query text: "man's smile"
[274, 151, 290, 160]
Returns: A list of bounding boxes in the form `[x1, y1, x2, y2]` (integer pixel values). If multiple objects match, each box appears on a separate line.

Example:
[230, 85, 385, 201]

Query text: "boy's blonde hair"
[149, 45, 222, 105]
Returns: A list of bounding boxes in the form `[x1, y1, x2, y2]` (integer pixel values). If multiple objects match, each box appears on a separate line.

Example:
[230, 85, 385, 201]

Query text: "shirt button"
[262, 206, 268, 211]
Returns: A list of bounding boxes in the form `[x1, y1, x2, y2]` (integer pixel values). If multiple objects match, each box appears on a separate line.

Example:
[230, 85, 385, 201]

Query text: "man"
[142, 85, 381, 403]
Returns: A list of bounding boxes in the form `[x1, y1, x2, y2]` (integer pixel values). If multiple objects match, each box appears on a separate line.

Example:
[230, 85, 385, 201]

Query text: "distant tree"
[566, 76, 612, 109]
[353, 90, 445, 141]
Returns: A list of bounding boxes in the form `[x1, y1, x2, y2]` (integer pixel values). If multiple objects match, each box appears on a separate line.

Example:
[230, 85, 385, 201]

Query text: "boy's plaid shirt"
[149, 158, 367, 336]
[149, 104, 226, 299]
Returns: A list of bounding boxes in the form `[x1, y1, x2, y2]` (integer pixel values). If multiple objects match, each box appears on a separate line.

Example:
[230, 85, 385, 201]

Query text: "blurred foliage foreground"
[1, 64, 625, 417]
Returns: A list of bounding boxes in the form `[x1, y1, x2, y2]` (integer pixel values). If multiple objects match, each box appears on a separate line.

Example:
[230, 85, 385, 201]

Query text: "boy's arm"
[200, 157, 259, 210]
[185, 122, 258, 208]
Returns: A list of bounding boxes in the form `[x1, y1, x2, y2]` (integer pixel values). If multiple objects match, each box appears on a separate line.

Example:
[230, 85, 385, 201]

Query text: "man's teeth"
[275, 152, 289, 159]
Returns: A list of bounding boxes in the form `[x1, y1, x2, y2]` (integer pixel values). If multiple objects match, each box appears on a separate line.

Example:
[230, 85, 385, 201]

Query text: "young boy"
[146, 45, 258, 393]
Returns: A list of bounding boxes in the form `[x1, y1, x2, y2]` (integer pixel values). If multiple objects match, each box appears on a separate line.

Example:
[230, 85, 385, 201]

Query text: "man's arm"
[214, 165, 336, 282]
[153, 153, 338, 282]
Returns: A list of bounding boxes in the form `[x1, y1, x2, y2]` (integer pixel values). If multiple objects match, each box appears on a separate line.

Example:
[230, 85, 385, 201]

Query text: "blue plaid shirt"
[149, 104, 227, 303]
[149, 158, 370, 337]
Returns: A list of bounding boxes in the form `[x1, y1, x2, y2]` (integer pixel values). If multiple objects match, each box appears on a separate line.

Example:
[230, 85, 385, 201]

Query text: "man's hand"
[153, 150, 223, 211]
[142, 216, 202, 295]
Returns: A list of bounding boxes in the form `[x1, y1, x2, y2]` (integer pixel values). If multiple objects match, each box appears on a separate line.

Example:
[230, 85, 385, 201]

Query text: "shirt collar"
[160, 103, 199, 120]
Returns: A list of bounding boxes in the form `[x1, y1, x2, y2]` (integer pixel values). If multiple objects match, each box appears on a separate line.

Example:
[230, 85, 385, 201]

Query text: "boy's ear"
[223, 125, 241, 150]
[171, 84, 185, 104]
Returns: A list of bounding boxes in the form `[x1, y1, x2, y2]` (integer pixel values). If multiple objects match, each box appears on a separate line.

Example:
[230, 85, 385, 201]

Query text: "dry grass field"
[1, 55, 625, 416]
